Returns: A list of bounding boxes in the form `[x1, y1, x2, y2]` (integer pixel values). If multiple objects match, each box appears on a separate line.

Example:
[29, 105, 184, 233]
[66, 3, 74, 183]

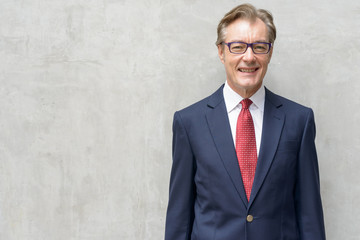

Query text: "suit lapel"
[205, 86, 248, 208]
[249, 88, 285, 207]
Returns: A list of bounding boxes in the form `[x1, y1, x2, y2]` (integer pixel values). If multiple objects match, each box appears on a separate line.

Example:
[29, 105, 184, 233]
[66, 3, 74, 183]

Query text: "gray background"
[0, 0, 359, 239]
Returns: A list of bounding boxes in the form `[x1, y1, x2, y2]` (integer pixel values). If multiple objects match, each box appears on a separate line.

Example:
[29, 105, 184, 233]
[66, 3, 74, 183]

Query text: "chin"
[236, 81, 262, 93]
[237, 79, 261, 89]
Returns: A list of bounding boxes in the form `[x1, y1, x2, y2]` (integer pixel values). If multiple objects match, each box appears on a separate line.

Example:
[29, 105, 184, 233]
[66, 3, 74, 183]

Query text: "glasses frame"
[222, 41, 272, 54]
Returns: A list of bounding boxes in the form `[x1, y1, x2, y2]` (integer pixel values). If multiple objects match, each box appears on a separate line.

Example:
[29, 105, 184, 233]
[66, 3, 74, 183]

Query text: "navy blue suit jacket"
[165, 85, 326, 240]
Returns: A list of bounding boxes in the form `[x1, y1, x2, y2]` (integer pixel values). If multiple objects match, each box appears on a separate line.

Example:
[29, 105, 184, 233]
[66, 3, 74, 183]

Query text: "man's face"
[218, 18, 273, 98]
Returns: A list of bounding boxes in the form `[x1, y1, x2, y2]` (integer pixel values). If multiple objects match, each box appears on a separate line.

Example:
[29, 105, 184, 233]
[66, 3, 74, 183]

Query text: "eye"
[253, 43, 269, 53]
[230, 43, 246, 52]
[254, 45, 266, 50]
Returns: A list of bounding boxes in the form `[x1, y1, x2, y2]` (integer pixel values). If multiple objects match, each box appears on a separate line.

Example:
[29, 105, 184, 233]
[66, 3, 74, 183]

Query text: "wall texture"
[0, 0, 359, 239]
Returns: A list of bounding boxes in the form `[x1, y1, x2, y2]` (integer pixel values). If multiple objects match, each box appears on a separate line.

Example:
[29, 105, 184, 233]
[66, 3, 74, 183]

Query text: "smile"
[238, 68, 258, 73]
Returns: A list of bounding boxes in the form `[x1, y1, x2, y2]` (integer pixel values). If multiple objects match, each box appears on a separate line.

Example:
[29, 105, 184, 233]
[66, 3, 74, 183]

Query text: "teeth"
[239, 68, 256, 73]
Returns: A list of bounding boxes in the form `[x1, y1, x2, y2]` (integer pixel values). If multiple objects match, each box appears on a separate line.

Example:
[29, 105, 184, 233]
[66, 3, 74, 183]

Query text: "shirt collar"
[223, 81, 265, 113]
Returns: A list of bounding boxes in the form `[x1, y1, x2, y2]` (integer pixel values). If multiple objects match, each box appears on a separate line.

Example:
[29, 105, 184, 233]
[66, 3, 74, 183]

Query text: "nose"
[243, 46, 256, 62]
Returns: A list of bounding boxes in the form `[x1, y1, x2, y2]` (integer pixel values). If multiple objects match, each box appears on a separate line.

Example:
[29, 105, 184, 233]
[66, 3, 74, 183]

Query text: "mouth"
[238, 68, 258, 73]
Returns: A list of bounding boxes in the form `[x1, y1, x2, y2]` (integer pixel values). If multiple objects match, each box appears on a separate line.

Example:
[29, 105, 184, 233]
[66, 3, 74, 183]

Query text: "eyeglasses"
[221, 41, 272, 54]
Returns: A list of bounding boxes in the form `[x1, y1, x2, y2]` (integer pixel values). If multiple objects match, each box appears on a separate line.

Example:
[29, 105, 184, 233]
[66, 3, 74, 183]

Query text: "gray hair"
[216, 3, 276, 45]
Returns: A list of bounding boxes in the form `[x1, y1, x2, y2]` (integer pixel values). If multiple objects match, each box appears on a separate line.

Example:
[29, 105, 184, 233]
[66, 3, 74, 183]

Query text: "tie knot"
[241, 99, 253, 109]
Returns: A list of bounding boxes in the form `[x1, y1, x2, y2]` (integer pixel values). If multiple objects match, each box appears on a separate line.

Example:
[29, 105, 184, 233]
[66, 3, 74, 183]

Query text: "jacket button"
[246, 215, 254, 222]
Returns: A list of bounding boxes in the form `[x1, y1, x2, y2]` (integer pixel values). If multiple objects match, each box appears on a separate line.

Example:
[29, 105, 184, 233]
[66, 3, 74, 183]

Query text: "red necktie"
[236, 99, 257, 201]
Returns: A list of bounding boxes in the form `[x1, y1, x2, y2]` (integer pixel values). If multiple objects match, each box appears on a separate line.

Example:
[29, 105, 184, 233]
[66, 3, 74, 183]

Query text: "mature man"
[165, 4, 326, 240]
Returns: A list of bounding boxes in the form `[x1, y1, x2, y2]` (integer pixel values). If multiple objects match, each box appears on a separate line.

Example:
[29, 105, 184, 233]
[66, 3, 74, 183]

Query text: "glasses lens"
[252, 43, 270, 54]
[229, 42, 247, 53]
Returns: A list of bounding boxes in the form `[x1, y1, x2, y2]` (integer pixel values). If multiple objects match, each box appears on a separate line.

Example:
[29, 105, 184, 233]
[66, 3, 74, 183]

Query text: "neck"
[227, 82, 262, 99]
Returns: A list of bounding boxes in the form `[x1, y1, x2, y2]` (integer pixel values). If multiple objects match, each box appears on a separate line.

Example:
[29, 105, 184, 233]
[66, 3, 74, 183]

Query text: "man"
[165, 3, 326, 240]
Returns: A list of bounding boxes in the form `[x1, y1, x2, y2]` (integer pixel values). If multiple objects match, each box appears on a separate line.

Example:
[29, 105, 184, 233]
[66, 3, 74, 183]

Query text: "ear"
[217, 44, 225, 64]
[267, 45, 274, 63]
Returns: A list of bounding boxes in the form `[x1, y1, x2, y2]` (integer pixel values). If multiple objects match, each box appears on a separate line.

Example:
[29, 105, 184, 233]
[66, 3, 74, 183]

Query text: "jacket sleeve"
[295, 109, 326, 240]
[165, 112, 196, 240]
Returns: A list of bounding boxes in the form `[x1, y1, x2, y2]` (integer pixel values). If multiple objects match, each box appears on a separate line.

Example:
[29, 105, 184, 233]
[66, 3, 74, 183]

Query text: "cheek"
[260, 60, 270, 71]
[228, 58, 240, 69]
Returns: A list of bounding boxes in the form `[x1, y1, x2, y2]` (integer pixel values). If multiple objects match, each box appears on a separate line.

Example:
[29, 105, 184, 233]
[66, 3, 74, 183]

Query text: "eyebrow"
[228, 39, 269, 43]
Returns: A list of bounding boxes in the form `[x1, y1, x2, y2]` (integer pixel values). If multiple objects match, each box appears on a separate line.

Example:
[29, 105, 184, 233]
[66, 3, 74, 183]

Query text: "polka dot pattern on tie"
[236, 99, 258, 201]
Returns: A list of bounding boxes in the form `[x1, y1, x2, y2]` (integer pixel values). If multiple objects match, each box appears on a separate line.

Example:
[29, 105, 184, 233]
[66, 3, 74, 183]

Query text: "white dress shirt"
[223, 81, 265, 156]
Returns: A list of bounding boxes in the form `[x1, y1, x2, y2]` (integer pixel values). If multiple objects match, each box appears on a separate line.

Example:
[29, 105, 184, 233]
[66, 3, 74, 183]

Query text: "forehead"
[225, 18, 268, 42]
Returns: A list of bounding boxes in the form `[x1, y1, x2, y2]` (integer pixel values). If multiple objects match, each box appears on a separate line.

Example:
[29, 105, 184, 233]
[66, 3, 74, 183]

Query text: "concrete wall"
[0, 0, 359, 239]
